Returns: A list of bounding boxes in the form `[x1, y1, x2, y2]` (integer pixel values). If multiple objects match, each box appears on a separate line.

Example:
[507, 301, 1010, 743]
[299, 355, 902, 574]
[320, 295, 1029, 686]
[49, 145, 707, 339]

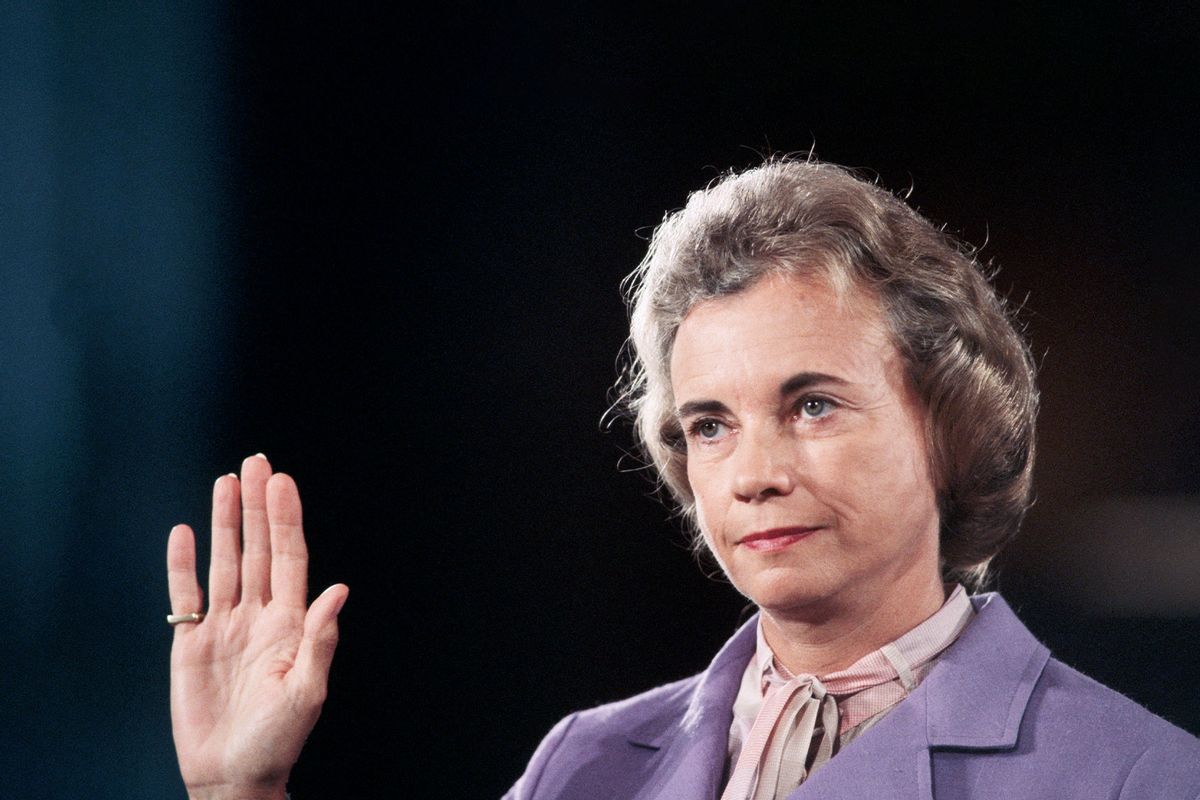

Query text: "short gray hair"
[616, 157, 1038, 588]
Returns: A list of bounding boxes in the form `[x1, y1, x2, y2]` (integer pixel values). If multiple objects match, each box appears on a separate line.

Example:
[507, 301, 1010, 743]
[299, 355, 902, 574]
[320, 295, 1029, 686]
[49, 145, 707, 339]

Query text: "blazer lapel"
[783, 593, 1050, 800]
[630, 615, 758, 800]
[785, 681, 935, 800]
[922, 593, 1050, 750]
[624, 594, 1049, 800]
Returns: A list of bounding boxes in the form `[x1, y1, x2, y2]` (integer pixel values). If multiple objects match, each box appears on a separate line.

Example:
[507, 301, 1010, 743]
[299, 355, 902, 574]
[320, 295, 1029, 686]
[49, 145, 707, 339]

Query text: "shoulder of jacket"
[564, 671, 703, 733]
[1035, 655, 1200, 752]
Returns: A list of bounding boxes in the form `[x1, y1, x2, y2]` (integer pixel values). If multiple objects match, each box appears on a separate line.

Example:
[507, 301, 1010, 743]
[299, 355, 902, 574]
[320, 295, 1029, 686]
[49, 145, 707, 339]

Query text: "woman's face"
[669, 272, 942, 620]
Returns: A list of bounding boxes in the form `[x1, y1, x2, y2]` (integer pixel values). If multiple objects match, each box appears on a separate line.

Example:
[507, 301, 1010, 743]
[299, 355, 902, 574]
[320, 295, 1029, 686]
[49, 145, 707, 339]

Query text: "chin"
[736, 565, 845, 614]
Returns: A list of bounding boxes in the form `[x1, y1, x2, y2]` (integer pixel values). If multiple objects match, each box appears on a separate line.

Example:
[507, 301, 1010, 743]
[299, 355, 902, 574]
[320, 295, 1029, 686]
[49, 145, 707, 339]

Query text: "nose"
[731, 425, 795, 502]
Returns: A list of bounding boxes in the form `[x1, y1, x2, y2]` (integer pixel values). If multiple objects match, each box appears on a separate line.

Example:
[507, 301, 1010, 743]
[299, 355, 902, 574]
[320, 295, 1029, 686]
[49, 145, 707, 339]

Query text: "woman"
[166, 160, 1200, 799]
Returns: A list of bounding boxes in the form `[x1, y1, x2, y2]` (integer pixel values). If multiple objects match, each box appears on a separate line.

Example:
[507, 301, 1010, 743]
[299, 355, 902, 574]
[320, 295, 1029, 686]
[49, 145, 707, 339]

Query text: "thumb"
[292, 584, 348, 704]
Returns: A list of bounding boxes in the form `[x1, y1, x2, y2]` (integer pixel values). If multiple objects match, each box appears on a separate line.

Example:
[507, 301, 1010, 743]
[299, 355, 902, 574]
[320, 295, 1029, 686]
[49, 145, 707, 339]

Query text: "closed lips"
[738, 527, 821, 546]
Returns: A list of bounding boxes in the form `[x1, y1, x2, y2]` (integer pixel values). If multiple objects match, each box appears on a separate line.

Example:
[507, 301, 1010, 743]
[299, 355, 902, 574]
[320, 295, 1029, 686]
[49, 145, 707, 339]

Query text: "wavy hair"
[616, 157, 1037, 588]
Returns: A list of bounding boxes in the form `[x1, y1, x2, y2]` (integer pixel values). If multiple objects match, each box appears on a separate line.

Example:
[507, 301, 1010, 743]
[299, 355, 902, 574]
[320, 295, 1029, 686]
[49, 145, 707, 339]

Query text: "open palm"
[167, 455, 347, 800]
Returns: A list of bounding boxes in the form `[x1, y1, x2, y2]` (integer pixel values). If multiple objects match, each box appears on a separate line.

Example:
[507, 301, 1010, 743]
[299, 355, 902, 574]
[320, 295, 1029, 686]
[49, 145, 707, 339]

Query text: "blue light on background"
[1, 4, 231, 796]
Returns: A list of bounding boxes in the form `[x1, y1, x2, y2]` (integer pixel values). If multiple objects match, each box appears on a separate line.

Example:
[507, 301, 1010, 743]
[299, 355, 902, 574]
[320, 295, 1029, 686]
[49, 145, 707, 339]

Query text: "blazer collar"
[922, 592, 1050, 749]
[788, 593, 1051, 800]
[627, 613, 757, 799]
[629, 593, 1049, 800]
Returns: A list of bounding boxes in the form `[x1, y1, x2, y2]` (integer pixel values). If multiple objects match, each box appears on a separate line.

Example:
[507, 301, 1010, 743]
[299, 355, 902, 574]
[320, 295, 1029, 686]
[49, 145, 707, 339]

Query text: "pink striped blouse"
[725, 585, 976, 798]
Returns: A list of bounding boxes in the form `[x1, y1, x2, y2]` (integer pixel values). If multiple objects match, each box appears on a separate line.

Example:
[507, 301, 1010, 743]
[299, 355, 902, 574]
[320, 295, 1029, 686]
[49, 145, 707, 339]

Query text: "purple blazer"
[505, 594, 1200, 799]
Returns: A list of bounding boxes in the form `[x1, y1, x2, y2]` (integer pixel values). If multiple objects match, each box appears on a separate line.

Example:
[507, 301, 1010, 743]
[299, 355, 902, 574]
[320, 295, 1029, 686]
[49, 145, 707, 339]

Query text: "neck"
[759, 571, 948, 677]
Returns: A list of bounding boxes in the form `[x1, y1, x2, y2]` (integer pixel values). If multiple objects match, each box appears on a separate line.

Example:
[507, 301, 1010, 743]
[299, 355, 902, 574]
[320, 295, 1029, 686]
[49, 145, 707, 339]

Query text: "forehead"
[669, 272, 899, 394]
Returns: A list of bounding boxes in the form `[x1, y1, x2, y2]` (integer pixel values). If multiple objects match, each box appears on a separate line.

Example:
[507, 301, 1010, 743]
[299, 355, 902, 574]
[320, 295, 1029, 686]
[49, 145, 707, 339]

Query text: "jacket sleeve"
[1116, 735, 1200, 800]
[502, 713, 579, 800]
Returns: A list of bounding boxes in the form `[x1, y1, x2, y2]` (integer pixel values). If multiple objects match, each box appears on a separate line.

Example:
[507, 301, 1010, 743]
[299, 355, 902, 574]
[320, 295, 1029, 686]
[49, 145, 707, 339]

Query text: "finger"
[267, 473, 308, 609]
[208, 473, 242, 610]
[239, 454, 273, 604]
[167, 524, 203, 618]
[291, 584, 348, 704]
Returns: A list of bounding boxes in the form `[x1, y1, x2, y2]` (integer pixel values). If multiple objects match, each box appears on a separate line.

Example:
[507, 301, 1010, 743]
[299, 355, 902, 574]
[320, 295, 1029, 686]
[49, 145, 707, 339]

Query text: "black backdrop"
[2, 4, 1198, 798]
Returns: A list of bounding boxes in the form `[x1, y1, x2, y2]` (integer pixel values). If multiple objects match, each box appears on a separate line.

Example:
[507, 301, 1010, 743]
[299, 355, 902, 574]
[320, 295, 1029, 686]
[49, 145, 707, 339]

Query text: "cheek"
[687, 470, 710, 517]
[877, 420, 937, 504]
[859, 438, 938, 534]
[858, 444, 927, 493]
[806, 429, 934, 521]
[686, 461, 724, 538]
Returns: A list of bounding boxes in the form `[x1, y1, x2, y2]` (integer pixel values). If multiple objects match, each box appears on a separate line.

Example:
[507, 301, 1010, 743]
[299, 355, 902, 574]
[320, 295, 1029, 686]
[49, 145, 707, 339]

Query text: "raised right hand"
[167, 454, 348, 800]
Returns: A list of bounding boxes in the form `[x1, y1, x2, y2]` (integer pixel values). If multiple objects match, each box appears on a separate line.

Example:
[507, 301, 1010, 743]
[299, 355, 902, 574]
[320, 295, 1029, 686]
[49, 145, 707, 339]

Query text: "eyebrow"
[675, 372, 849, 419]
[675, 399, 731, 419]
[779, 371, 848, 396]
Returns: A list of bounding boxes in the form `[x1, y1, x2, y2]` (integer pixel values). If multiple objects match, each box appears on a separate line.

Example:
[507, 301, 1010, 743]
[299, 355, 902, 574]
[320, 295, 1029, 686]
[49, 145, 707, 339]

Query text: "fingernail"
[254, 453, 267, 460]
[334, 590, 348, 615]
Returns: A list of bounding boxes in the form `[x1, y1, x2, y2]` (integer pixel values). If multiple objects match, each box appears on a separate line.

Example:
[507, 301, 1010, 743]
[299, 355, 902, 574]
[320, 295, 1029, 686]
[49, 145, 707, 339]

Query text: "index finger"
[266, 472, 309, 609]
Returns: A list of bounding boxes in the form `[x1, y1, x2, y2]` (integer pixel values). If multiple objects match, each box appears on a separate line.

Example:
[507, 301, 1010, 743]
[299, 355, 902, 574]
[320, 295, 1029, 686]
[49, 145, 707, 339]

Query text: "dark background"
[2, 4, 1198, 798]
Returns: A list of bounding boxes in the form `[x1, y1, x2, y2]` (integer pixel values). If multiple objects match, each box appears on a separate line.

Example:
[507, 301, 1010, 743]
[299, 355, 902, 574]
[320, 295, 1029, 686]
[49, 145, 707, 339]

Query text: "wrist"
[186, 784, 287, 800]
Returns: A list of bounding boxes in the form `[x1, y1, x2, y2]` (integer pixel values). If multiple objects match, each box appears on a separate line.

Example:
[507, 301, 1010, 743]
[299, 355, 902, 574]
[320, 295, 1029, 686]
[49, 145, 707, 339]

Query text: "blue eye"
[685, 418, 729, 443]
[799, 397, 832, 418]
